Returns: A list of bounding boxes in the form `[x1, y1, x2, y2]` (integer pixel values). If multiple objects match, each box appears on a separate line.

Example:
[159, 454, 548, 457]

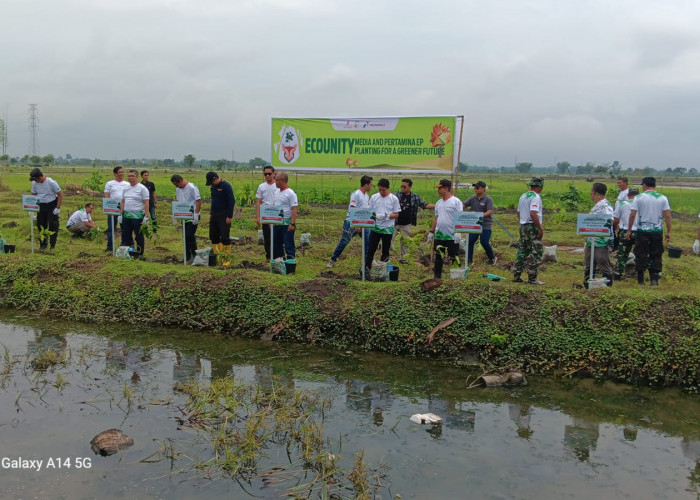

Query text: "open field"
[2, 166, 700, 213]
[1, 170, 700, 387]
[0, 169, 699, 292]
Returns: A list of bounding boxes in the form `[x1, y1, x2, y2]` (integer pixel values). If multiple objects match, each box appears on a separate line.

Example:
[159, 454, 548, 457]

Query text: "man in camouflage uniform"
[514, 178, 545, 285]
[613, 188, 639, 278]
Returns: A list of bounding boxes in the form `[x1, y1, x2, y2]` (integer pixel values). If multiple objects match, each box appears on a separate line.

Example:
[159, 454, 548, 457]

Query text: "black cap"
[529, 177, 544, 187]
[641, 176, 656, 187]
[29, 167, 43, 181]
[474, 181, 487, 189]
[205, 171, 219, 186]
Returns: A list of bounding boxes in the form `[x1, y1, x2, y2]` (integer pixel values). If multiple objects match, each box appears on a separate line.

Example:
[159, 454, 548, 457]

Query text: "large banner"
[271, 116, 457, 171]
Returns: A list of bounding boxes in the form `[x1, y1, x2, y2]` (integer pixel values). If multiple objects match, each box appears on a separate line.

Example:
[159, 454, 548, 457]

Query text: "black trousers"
[634, 231, 664, 274]
[209, 209, 230, 244]
[434, 239, 459, 278]
[37, 200, 59, 248]
[262, 223, 272, 260]
[366, 231, 392, 266]
[121, 217, 145, 254]
[184, 221, 198, 260]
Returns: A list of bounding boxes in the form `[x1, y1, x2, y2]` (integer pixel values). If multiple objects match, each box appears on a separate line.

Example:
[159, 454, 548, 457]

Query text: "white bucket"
[450, 268, 468, 280]
[587, 277, 607, 289]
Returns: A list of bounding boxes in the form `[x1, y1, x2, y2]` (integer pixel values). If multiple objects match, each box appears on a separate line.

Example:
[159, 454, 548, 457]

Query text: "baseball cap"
[474, 181, 487, 189]
[529, 177, 544, 187]
[29, 167, 43, 180]
[205, 171, 219, 186]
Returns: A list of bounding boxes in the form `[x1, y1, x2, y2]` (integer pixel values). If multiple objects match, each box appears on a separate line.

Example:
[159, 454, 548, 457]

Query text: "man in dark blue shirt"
[206, 171, 235, 259]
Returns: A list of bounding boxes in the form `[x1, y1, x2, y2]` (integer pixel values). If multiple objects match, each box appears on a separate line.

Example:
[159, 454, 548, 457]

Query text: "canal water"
[0, 311, 698, 499]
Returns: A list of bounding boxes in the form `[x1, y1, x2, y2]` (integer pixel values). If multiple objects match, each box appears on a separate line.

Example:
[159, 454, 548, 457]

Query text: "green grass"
[1, 170, 699, 293]
[3, 165, 700, 213]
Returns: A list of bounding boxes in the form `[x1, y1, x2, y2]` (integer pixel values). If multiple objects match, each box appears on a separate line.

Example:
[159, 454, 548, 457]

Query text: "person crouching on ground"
[66, 203, 96, 237]
[272, 171, 298, 260]
[365, 178, 400, 273]
[428, 179, 462, 279]
[584, 182, 615, 287]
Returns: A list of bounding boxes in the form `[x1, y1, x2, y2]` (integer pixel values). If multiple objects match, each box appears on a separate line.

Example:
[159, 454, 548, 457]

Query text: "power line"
[28, 104, 39, 156]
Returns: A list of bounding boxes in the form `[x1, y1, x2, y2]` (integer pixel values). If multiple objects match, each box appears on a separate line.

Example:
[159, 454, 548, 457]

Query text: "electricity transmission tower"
[28, 104, 39, 156]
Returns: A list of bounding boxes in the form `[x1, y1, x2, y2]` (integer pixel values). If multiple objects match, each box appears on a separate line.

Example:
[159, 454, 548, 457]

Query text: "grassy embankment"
[1, 169, 699, 387]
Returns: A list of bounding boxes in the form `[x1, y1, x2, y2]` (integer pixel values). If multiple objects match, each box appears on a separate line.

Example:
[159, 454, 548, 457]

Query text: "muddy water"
[0, 312, 699, 499]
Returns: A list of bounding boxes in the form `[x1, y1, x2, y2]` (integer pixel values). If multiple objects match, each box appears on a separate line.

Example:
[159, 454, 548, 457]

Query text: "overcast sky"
[2, 0, 699, 168]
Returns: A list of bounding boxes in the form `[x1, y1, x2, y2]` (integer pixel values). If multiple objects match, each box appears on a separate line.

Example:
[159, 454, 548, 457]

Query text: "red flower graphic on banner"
[430, 123, 452, 148]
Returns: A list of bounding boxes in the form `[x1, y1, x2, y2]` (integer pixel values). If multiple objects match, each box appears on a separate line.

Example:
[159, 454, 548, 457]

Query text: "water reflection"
[564, 417, 600, 462]
[2, 314, 700, 499]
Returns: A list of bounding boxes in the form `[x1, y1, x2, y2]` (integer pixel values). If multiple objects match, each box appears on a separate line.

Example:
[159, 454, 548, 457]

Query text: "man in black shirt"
[392, 178, 433, 263]
[206, 171, 235, 262]
[140, 170, 157, 232]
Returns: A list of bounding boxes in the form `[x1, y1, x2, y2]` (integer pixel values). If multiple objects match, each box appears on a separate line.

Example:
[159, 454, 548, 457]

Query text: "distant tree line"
[458, 160, 699, 177]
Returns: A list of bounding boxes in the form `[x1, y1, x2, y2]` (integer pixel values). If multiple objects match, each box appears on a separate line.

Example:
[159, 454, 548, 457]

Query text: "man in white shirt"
[273, 171, 298, 260]
[613, 188, 638, 278]
[66, 203, 96, 237]
[365, 178, 400, 270]
[514, 178, 545, 285]
[428, 179, 462, 279]
[171, 174, 202, 263]
[584, 182, 615, 287]
[29, 167, 63, 251]
[119, 169, 150, 256]
[328, 175, 373, 268]
[613, 176, 630, 251]
[104, 166, 130, 252]
[255, 165, 280, 261]
[626, 177, 671, 286]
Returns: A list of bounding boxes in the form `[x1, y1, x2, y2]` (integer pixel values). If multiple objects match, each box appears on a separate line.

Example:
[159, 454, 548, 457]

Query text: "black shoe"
[650, 273, 659, 286]
[513, 275, 524, 283]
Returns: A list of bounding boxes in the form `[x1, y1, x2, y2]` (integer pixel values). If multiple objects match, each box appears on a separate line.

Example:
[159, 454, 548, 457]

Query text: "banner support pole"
[270, 223, 274, 272]
[589, 238, 595, 282]
[362, 230, 366, 282]
[30, 213, 35, 254]
[112, 217, 116, 257]
[182, 221, 187, 265]
[452, 115, 465, 193]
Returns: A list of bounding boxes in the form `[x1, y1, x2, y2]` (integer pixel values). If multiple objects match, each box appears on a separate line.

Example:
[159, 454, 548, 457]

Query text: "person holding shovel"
[328, 175, 373, 268]
[29, 167, 62, 251]
[119, 169, 150, 256]
[255, 165, 279, 261]
[583, 182, 615, 287]
[463, 181, 496, 266]
[613, 187, 639, 279]
[104, 166, 129, 252]
[365, 178, 400, 271]
[206, 171, 235, 262]
[171, 174, 202, 263]
[428, 179, 462, 279]
[272, 171, 298, 260]
[514, 178, 545, 285]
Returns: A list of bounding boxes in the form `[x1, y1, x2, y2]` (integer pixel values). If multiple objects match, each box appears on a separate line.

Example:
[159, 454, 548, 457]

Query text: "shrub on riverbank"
[1, 256, 698, 388]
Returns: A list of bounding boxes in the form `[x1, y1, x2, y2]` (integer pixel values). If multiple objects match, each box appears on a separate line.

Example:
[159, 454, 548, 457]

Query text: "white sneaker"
[327, 260, 336, 268]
